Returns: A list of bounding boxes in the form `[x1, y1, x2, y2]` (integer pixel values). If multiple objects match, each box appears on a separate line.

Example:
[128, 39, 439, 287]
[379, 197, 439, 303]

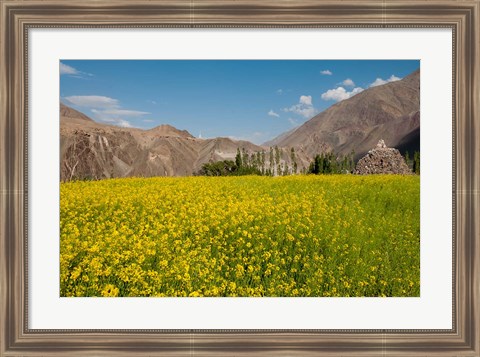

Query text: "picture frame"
[1, 0, 478, 355]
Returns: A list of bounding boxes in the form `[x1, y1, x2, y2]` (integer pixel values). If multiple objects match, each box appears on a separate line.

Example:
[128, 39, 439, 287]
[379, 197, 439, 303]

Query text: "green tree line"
[198, 147, 420, 177]
[197, 147, 299, 176]
[307, 151, 355, 175]
[404, 151, 420, 174]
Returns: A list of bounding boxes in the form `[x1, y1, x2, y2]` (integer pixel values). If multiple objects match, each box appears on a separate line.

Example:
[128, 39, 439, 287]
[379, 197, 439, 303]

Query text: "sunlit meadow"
[60, 175, 420, 297]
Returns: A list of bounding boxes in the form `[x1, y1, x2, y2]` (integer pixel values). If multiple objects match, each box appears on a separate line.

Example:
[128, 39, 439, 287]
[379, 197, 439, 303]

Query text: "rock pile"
[355, 140, 412, 175]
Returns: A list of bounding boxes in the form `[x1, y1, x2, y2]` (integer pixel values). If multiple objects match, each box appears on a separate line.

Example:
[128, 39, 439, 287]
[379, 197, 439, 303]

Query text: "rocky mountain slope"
[60, 104, 307, 181]
[266, 69, 420, 159]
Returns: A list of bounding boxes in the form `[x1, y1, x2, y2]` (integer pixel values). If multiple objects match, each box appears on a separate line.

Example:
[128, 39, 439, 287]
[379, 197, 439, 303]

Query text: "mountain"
[60, 104, 306, 181]
[263, 126, 299, 147]
[146, 124, 195, 138]
[61, 69, 419, 181]
[60, 103, 95, 123]
[266, 69, 420, 159]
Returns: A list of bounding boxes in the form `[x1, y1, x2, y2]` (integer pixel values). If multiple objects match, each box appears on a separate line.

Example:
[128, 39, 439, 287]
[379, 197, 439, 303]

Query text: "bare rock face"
[355, 140, 411, 175]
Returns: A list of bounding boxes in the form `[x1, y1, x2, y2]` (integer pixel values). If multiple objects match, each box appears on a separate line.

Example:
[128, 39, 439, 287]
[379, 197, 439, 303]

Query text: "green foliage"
[199, 145, 300, 177]
[291, 147, 298, 174]
[405, 151, 420, 174]
[308, 151, 355, 174]
[413, 151, 420, 174]
[275, 146, 281, 176]
[235, 148, 242, 168]
[199, 149, 263, 176]
[269, 147, 274, 173]
[197, 160, 238, 176]
[404, 151, 411, 167]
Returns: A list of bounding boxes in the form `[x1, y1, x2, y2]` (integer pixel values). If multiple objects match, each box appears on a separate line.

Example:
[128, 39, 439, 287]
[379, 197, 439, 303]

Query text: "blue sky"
[60, 60, 419, 144]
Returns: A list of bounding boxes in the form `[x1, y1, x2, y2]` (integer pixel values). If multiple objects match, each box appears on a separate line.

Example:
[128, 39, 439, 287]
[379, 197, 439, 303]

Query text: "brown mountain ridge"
[60, 104, 306, 180]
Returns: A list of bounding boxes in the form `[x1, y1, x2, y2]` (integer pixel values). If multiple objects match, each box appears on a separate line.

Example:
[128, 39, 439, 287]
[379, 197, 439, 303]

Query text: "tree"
[261, 150, 266, 175]
[308, 151, 350, 175]
[413, 151, 420, 174]
[349, 150, 355, 172]
[242, 148, 249, 168]
[308, 154, 321, 174]
[198, 160, 237, 176]
[251, 153, 257, 169]
[341, 155, 348, 173]
[404, 151, 411, 169]
[269, 147, 274, 175]
[235, 148, 242, 169]
[290, 147, 298, 174]
[274, 146, 281, 176]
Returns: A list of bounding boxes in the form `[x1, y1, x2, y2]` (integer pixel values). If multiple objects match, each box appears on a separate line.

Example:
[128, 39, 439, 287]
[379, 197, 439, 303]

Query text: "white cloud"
[288, 118, 299, 126]
[143, 119, 155, 123]
[299, 95, 312, 106]
[60, 62, 79, 75]
[90, 108, 148, 128]
[99, 109, 150, 117]
[64, 95, 151, 129]
[320, 73, 402, 102]
[93, 116, 133, 128]
[284, 95, 317, 118]
[90, 110, 132, 127]
[268, 109, 280, 118]
[320, 70, 333, 75]
[370, 74, 401, 87]
[111, 119, 132, 128]
[228, 131, 268, 144]
[321, 86, 364, 102]
[64, 95, 119, 109]
[276, 89, 284, 95]
[60, 62, 93, 78]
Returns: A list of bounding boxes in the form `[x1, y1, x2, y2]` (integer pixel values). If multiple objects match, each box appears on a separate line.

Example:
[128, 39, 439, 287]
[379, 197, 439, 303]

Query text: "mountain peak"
[147, 124, 194, 138]
[60, 103, 94, 122]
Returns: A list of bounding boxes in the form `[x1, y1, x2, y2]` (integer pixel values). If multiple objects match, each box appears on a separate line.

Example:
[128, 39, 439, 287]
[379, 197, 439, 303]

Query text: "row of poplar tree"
[197, 147, 420, 176]
[197, 147, 298, 177]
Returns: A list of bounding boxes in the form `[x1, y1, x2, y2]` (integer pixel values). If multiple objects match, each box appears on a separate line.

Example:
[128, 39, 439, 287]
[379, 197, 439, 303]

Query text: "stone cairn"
[354, 140, 412, 175]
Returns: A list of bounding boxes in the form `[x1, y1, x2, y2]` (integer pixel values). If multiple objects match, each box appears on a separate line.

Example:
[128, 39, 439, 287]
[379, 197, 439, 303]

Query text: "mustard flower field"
[60, 175, 420, 297]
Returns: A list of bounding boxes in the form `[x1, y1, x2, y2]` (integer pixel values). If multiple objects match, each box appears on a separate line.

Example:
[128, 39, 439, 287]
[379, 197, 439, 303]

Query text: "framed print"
[1, 0, 479, 356]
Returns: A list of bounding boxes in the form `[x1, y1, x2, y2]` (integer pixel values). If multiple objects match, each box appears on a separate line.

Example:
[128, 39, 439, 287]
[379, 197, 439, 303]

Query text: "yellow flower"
[101, 284, 119, 297]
